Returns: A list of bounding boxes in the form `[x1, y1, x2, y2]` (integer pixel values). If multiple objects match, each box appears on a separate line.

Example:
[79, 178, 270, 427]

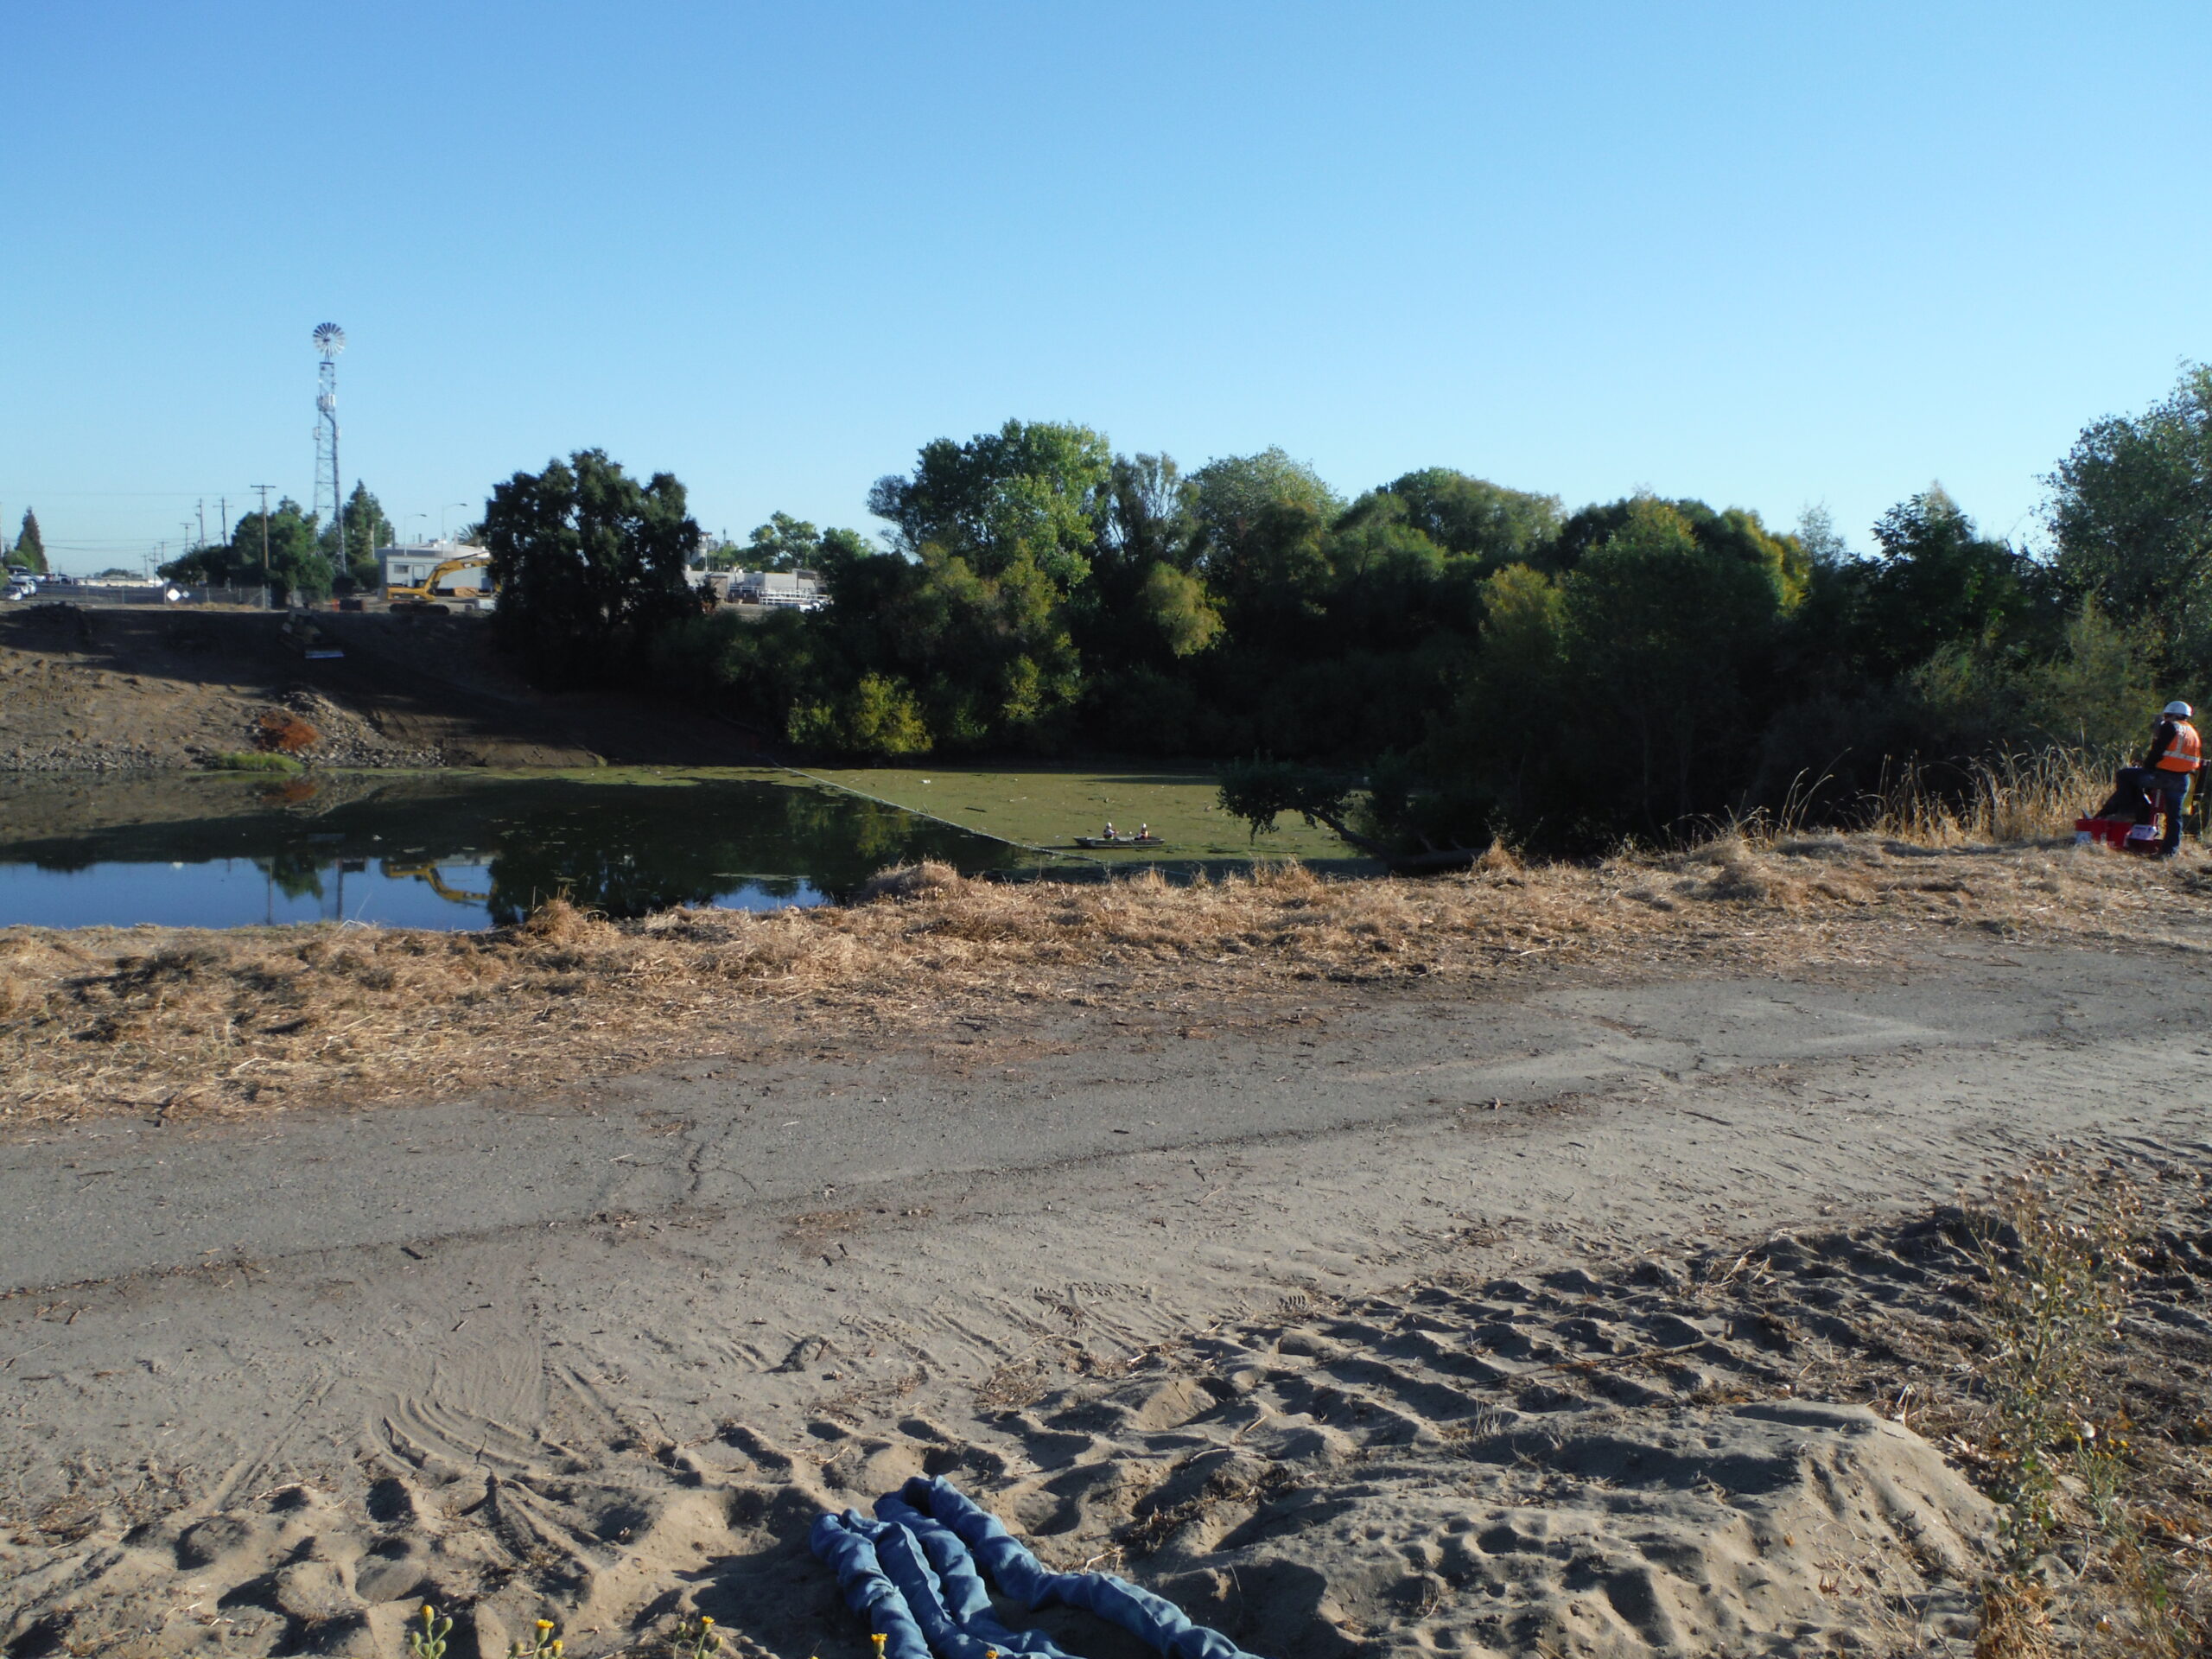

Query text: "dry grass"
[1954, 1156, 2212, 1659]
[1869, 749, 2126, 846]
[0, 836, 2206, 1128]
[1734, 1153, 2212, 1659]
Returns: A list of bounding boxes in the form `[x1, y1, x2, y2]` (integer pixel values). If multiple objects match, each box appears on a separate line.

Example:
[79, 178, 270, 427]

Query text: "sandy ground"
[3, 930, 2209, 1657]
[0, 605, 765, 772]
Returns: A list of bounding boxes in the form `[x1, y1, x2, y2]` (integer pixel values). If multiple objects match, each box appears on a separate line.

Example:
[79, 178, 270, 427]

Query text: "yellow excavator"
[383, 860, 493, 905]
[387, 555, 496, 611]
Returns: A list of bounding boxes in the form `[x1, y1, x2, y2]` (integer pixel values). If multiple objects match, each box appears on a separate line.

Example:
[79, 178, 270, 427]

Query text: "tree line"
[158, 482, 399, 597]
[473, 365, 2212, 852]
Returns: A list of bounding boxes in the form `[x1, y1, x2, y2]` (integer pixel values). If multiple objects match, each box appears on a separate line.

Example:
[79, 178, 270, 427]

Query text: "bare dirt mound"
[24, 1169, 2210, 1659]
[0, 605, 766, 772]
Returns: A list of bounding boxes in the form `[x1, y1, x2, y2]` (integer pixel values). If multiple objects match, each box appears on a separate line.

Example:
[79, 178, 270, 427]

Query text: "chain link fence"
[10, 583, 277, 609]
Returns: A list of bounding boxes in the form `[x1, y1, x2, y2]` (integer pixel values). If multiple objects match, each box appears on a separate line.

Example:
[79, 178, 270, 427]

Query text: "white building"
[377, 542, 489, 595]
[730, 568, 825, 609]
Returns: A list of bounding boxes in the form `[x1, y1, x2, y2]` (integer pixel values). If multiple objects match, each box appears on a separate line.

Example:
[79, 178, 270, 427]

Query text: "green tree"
[483, 448, 702, 685]
[1424, 563, 1571, 823]
[12, 509, 46, 573]
[1563, 498, 1789, 830]
[1136, 562, 1223, 658]
[1098, 453, 1199, 575]
[1548, 498, 1808, 601]
[1382, 468, 1562, 569]
[1853, 486, 2050, 677]
[817, 421, 1114, 750]
[786, 671, 932, 756]
[1795, 504, 1849, 569]
[1185, 449, 1339, 647]
[868, 419, 1113, 591]
[1073, 452, 1218, 688]
[717, 512, 819, 572]
[705, 513, 871, 573]
[1216, 757, 1489, 869]
[1323, 493, 1463, 645]
[2019, 601, 2159, 752]
[902, 545, 1083, 746]
[1189, 448, 1338, 567]
[2050, 363, 2212, 670]
[163, 499, 329, 598]
[325, 481, 394, 592]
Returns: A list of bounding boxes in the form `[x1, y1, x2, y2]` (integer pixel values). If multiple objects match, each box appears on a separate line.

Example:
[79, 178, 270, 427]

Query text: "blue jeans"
[2155, 774, 2191, 855]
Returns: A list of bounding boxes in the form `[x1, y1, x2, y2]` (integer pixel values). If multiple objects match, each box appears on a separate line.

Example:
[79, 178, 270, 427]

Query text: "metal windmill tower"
[312, 322, 346, 562]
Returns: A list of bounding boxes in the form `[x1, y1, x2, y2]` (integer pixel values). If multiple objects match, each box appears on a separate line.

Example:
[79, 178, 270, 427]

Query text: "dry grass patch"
[1870, 749, 2123, 847]
[0, 836, 2205, 1128]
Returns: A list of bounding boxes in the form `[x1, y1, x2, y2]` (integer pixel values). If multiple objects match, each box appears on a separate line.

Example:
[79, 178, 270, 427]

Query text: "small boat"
[1073, 834, 1166, 849]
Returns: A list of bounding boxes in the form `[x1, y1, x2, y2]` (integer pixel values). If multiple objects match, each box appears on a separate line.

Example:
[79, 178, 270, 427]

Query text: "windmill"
[312, 323, 346, 575]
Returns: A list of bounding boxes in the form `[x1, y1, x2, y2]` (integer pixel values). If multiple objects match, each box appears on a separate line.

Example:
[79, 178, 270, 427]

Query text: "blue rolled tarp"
[808, 1476, 1262, 1659]
[809, 1510, 934, 1659]
[873, 1494, 1066, 1657]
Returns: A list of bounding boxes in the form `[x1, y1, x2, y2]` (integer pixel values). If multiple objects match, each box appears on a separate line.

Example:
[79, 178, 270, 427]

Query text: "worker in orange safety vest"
[2142, 699, 2202, 856]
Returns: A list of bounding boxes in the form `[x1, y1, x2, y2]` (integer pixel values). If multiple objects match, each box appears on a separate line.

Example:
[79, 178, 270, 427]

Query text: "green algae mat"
[797, 764, 1352, 861]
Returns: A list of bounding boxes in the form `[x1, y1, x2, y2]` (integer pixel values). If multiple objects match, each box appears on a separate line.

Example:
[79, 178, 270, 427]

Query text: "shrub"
[255, 710, 321, 753]
[207, 751, 303, 774]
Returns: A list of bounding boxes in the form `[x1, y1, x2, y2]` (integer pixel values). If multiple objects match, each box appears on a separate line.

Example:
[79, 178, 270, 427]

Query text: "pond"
[0, 769, 1037, 931]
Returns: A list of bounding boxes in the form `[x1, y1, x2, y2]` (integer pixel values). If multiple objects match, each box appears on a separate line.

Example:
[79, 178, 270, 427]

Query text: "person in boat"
[1138, 823, 1150, 842]
[1103, 821, 1116, 841]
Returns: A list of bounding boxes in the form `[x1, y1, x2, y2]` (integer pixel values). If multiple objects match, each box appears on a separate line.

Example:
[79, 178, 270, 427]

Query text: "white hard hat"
[2164, 700, 2194, 719]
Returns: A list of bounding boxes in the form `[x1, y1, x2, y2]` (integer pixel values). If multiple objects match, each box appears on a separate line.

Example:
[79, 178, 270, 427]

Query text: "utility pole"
[219, 498, 229, 543]
[196, 499, 207, 548]
[252, 484, 274, 608]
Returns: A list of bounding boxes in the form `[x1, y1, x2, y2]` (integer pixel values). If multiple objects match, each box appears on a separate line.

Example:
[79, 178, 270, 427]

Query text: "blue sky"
[3, 2, 2208, 572]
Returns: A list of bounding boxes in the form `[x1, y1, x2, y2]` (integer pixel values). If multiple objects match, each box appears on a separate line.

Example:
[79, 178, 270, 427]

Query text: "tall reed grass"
[1694, 748, 2117, 852]
[1872, 750, 2120, 847]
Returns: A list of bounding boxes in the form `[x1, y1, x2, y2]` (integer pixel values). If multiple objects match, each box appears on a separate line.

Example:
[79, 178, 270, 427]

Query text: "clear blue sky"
[3, 2, 2207, 573]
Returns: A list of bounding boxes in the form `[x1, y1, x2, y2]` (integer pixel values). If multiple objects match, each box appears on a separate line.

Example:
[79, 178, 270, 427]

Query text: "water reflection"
[0, 770, 1027, 931]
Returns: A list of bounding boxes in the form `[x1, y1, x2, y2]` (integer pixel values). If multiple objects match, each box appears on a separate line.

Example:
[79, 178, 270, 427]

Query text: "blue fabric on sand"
[808, 1476, 1261, 1659]
[808, 1511, 934, 1659]
[871, 1494, 1067, 1656]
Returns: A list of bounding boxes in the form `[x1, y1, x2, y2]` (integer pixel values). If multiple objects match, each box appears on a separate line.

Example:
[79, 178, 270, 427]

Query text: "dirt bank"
[0, 603, 766, 772]
[1, 832, 2205, 1130]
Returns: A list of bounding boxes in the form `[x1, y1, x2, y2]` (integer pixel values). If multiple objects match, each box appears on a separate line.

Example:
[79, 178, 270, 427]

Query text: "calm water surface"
[0, 769, 1027, 930]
